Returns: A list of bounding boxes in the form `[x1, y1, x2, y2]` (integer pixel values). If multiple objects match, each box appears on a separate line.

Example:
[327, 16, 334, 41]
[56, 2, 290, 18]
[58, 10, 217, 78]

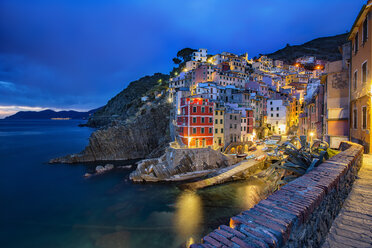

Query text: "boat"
[237, 153, 248, 158]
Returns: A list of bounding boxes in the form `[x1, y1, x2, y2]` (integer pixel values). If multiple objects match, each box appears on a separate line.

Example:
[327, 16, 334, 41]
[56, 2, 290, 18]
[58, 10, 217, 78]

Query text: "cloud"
[0, 81, 17, 91]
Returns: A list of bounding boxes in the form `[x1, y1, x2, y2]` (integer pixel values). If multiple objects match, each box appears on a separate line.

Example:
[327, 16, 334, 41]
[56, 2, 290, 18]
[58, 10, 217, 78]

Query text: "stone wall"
[191, 141, 363, 248]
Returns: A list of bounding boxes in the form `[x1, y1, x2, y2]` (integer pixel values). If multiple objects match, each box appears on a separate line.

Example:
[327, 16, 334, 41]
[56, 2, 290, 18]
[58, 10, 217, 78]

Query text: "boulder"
[130, 147, 234, 182]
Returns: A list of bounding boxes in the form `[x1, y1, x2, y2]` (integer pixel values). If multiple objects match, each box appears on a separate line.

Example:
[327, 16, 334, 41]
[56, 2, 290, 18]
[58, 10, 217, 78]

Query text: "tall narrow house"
[348, 1, 372, 152]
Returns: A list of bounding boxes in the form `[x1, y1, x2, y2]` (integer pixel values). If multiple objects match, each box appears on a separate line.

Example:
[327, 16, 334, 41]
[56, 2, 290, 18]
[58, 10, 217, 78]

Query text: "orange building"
[177, 97, 214, 148]
[348, 1, 372, 152]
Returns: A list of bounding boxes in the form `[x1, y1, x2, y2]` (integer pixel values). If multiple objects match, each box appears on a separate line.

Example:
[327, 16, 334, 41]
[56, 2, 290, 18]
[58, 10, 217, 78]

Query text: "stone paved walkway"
[322, 154, 372, 248]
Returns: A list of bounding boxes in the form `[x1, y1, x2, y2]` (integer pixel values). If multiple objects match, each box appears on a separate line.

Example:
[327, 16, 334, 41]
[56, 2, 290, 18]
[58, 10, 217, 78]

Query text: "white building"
[192, 48, 208, 62]
[267, 99, 288, 135]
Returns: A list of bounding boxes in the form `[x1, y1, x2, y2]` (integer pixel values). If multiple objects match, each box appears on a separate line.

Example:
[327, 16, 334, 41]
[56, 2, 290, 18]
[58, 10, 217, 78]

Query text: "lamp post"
[310, 132, 314, 146]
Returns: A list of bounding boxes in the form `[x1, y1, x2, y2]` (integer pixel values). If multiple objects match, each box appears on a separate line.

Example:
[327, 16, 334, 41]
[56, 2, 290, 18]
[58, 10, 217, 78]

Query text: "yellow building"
[286, 74, 297, 84]
[348, 1, 372, 153]
[214, 108, 225, 151]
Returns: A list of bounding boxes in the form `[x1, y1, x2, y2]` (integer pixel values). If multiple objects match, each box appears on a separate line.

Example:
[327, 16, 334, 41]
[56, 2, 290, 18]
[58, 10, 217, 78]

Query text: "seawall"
[191, 141, 363, 248]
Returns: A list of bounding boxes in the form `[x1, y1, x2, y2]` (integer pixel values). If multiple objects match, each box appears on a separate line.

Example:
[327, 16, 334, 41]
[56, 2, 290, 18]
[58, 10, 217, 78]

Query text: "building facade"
[177, 97, 214, 148]
[348, 1, 372, 152]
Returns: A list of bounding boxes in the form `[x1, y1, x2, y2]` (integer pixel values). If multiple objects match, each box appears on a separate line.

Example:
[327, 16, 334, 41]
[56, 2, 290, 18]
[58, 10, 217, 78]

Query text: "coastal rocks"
[49, 99, 171, 164]
[130, 147, 234, 182]
[96, 164, 114, 173]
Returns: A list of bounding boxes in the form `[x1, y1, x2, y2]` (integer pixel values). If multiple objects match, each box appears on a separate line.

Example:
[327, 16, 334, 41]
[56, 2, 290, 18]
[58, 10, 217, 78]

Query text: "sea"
[0, 120, 269, 248]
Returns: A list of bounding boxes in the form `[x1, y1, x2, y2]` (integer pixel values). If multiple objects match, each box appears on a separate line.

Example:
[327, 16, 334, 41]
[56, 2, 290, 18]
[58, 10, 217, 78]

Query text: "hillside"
[266, 33, 349, 63]
[5, 109, 98, 120]
[86, 73, 169, 127]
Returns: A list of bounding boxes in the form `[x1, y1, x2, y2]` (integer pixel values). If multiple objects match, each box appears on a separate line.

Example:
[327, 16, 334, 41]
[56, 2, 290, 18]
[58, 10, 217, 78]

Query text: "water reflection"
[174, 191, 202, 247]
[235, 179, 267, 210]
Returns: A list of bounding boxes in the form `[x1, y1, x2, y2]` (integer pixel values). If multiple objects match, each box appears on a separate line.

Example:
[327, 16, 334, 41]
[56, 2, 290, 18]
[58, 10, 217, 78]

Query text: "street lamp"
[310, 132, 314, 145]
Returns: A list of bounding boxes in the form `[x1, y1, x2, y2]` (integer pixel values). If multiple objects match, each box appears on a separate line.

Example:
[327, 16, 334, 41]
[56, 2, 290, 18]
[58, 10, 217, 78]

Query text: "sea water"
[0, 120, 268, 248]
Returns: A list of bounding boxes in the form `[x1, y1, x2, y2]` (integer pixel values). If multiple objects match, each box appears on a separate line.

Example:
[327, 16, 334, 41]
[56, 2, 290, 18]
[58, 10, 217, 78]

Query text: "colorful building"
[348, 1, 372, 152]
[214, 108, 225, 151]
[177, 97, 214, 148]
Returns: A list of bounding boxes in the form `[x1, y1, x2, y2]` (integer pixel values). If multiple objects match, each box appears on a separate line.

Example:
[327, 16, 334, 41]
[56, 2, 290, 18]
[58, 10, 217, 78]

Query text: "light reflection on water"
[174, 191, 203, 247]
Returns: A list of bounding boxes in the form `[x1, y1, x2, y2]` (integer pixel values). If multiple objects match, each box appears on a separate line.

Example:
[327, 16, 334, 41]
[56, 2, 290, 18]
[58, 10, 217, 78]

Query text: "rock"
[117, 165, 132, 169]
[104, 164, 114, 170]
[95, 165, 104, 173]
[49, 98, 171, 164]
[83, 173, 92, 178]
[130, 147, 234, 182]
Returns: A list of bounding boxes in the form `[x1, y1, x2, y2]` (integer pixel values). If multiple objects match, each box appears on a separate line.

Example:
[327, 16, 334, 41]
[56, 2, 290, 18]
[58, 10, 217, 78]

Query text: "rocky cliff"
[50, 95, 171, 163]
[86, 73, 170, 127]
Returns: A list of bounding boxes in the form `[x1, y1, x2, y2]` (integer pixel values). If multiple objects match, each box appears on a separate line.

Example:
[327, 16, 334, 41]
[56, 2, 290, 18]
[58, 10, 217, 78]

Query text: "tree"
[172, 58, 182, 65]
[176, 48, 197, 62]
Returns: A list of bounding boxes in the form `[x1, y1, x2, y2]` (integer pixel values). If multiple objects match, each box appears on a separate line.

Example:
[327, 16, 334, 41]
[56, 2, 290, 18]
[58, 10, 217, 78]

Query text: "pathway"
[322, 154, 372, 248]
[181, 146, 265, 190]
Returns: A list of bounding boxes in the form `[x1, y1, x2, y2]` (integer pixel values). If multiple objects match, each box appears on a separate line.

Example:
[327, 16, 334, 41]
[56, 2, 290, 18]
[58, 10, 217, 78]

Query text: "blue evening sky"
[0, 0, 365, 117]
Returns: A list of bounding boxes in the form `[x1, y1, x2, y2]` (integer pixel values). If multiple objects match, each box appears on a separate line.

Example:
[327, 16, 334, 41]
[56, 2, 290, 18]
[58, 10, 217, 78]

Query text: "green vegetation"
[266, 33, 348, 63]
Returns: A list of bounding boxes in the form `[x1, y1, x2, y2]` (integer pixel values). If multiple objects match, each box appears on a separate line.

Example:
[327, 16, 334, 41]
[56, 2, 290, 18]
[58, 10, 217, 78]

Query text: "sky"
[0, 0, 366, 118]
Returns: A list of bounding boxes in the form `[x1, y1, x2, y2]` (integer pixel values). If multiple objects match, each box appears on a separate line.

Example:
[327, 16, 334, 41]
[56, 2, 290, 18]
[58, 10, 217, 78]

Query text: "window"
[362, 61, 367, 85]
[201, 128, 205, 134]
[270, 101, 272, 105]
[355, 32, 359, 54]
[201, 107, 205, 113]
[193, 117, 197, 123]
[209, 128, 212, 134]
[193, 106, 197, 113]
[215, 111, 218, 115]
[230, 115, 232, 119]
[215, 119, 218, 124]
[230, 124, 232, 128]
[234, 124, 237, 129]
[362, 106, 367, 130]
[271, 114, 273, 117]
[353, 109, 358, 129]
[277, 107, 279, 111]
[221, 128, 224, 133]
[209, 107, 212, 113]
[354, 70, 358, 90]
[209, 117, 212, 123]
[277, 114, 279, 117]
[215, 128, 218, 134]
[193, 128, 197, 134]
[363, 17, 368, 44]
[271, 107, 273, 111]
[201, 117, 205, 123]
[220, 119, 223, 124]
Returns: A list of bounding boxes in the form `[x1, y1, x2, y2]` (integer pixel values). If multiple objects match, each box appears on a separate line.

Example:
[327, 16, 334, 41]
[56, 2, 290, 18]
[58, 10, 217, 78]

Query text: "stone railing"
[191, 141, 363, 248]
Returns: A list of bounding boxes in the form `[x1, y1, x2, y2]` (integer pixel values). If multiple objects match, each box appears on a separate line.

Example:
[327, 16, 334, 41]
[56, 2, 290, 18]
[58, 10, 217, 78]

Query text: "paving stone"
[322, 154, 372, 248]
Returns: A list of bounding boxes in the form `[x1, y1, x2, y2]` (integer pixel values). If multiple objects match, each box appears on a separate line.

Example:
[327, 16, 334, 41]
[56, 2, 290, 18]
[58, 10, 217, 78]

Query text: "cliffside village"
[165, 1, 372, 153]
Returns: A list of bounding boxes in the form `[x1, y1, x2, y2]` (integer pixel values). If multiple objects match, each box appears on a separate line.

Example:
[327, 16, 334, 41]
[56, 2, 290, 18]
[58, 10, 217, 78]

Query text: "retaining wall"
[191, 141, 363, 248]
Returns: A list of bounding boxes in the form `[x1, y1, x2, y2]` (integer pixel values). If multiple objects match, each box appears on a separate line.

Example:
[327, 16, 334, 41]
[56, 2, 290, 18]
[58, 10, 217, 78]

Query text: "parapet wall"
[191, 141, 363, 248]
